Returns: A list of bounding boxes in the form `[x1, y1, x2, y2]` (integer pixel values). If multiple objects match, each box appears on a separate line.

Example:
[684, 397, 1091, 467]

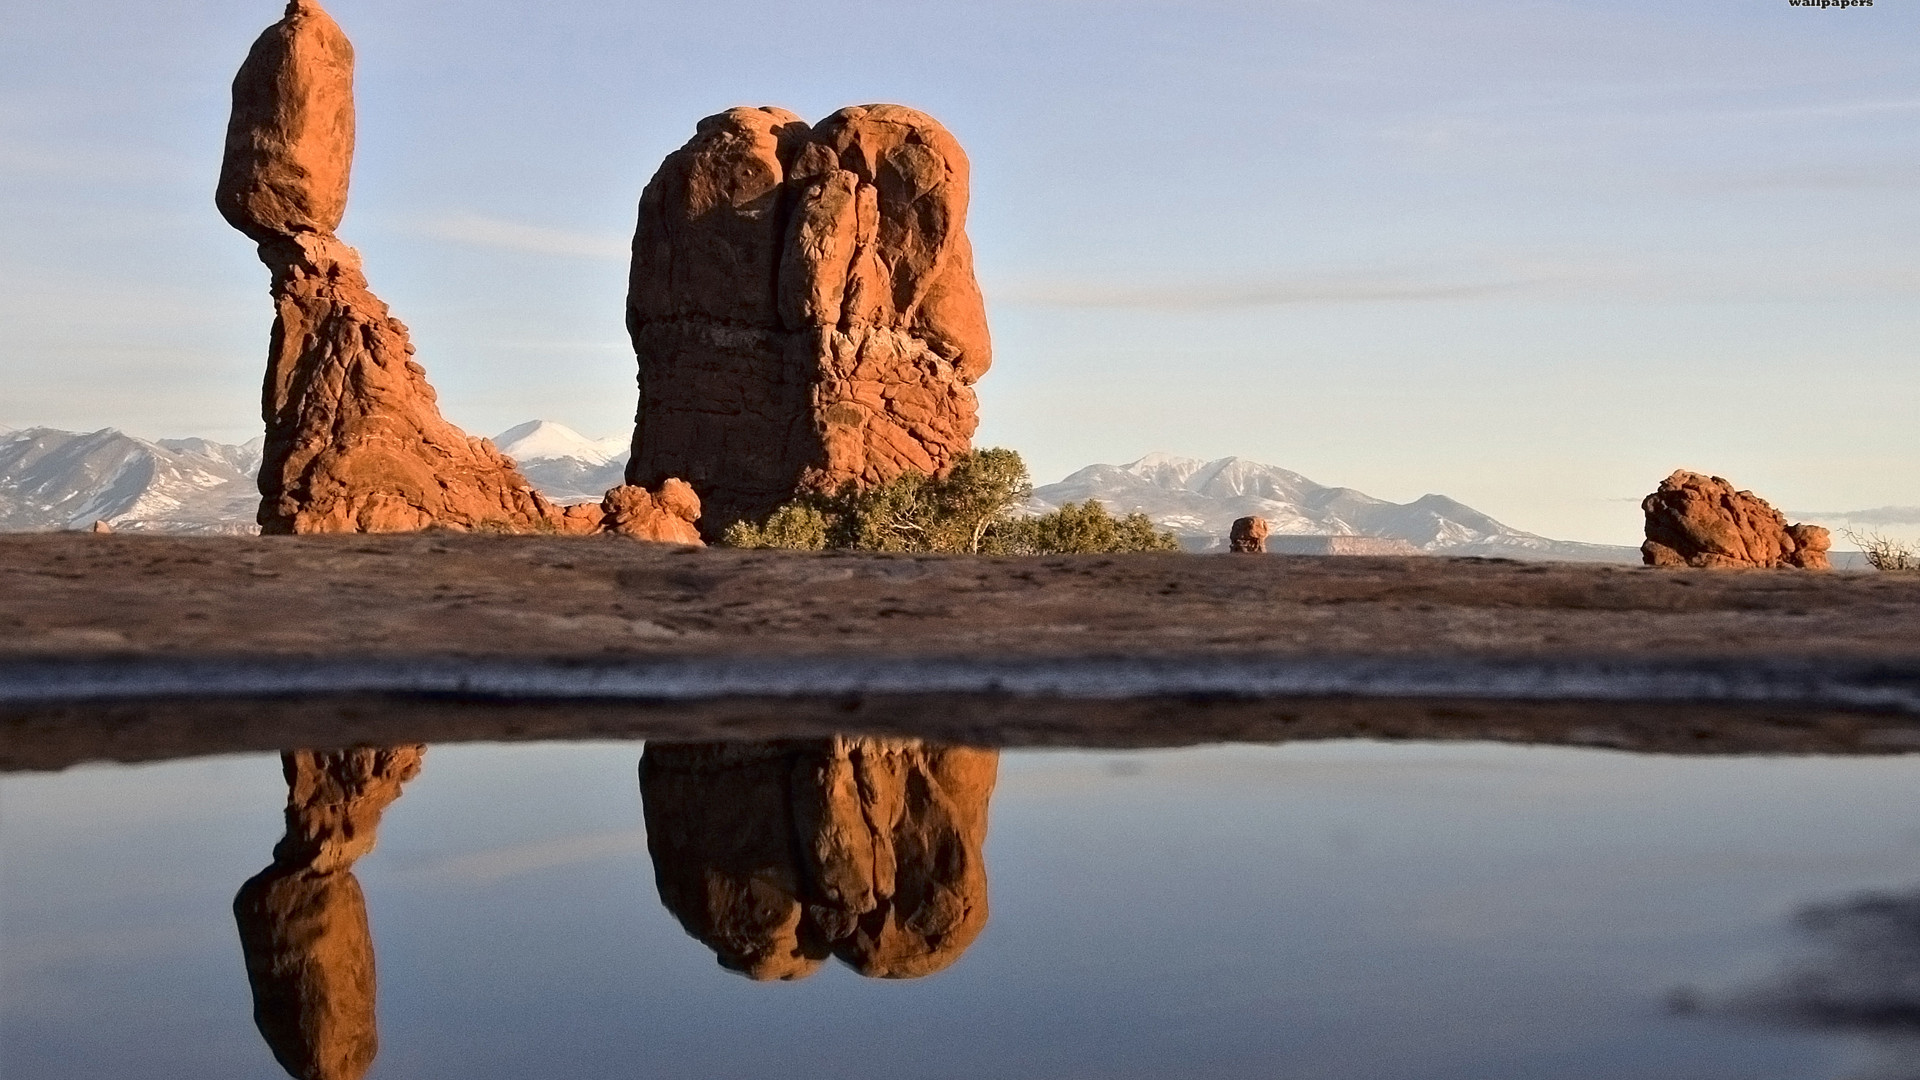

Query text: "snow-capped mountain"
[0, 424, 1633, 560]
[491, 421, 629, 503]
[0, 427, 263, 534]
[1033, 453, 1637, 561]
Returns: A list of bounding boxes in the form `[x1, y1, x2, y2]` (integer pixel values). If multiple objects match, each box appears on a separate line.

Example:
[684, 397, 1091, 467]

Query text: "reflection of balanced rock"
[640, 738, 996, 980]
[234, 747, 422, 1080]
[219, 1, 697, 541]
[1229, 516, 1269, 553]
[626, 105, 992, 538]
[1642, 470, 1830, 569]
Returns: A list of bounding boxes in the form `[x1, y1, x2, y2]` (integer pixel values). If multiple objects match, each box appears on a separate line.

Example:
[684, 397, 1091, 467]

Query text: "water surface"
[5, 739, 1920, 1078]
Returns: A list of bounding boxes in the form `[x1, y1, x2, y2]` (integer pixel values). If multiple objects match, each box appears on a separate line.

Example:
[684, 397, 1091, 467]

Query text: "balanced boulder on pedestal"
[219, 0, 698, 541]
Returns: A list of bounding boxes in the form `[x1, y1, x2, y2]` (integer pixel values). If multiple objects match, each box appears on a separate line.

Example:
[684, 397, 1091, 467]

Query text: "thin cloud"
[394, 829, 649, 885]
[1790, 507, 1920, 527]
[990, 275, 1531, 310]
[412, 212, 629, 261]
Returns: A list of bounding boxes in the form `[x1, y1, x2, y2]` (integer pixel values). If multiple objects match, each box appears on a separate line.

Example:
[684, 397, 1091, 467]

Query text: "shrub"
[721, 448, 1181, 555]
[1843, 529, 1920, 572]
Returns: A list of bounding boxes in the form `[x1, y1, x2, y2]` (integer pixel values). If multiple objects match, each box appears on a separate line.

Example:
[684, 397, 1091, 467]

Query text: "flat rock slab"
[3, 533, 1919, 769]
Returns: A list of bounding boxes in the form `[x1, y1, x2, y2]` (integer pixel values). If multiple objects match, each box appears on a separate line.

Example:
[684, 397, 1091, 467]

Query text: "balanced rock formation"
[1642, 470, 1831, 569]
[219, 1, 698, 542]
[233, 746, 422, 1080]
[1229, 516, 1269, 553]
[640, 738, 996, 980]
[626, 105, 992, 538]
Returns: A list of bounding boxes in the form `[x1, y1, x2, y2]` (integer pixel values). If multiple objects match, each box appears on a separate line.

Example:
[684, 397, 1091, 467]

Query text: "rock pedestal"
[640, 738, 996, 980]
[220, 0, 698, 542]
[626, 105, 992, 539]
[1229, 516, 1269, 553]
[1641, 470, 1830, 569]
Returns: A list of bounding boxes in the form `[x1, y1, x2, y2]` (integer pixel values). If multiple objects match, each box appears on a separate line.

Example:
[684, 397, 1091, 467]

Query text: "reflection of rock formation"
[1642, 470, 1830, 569]
[640, 738, 996, 980]
[234, 747, 422, 1080]
[626, 105, 992, 538]
[219, 1, 698, 541]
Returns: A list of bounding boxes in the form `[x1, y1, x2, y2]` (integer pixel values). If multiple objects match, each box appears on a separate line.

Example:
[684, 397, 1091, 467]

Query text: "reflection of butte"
[234, 747, 423, 1080]
[640, 738, 997, 980]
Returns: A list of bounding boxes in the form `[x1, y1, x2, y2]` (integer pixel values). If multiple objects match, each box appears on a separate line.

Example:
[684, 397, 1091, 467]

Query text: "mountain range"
[0, 422, 1637, 560]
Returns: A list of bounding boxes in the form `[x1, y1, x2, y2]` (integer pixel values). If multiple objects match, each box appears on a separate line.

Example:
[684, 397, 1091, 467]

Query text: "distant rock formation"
[626, 105, 992, 539]
[219, 1, 697, 542]
[640, 738, 996, 980]
[1229, 516, 1268, 553]
[1642, 470, 1830, 569]
[1266, 535, 1424, 556]
[233, 746, 422, 1080]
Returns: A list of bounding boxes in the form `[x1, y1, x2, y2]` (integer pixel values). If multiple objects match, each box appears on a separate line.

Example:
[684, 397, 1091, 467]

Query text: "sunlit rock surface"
[1642, 470, 1831, 570]
[626, 105, 991, 538]
[219, 1, 695, 539]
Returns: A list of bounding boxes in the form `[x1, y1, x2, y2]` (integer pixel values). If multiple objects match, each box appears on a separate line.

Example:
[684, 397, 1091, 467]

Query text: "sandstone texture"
[233, 746, 422, 1080]
[640, 738, 996, 980]
[220, 1, 697, 541]
[626, 105, 992, 538]
[1642, 470, 1831, 570]
[1229, 516, 1269, 553]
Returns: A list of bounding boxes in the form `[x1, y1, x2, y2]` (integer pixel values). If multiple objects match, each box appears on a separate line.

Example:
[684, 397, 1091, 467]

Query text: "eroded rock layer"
[640, 738, 996, 980]
[221, 1, 698, 541]
[1642, 470, 1830, 569]
[234, 746, 422, 1080]
[627, 105, 992, 538]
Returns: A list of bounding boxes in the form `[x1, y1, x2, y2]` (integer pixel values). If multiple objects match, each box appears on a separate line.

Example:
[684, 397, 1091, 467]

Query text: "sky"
[0, 0, 1914, 546]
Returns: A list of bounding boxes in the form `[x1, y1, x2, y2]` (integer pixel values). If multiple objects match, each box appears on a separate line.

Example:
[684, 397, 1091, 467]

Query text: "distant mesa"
[1267, 535, 1422, 556]
[234, 746, 423, 1080]
[1642, 470, 1830, 570]
[641, 739, 996, 980]
[626, 105, 991, 540]
[217, 0, 697, 542]
[1229, 515, 1268, 553]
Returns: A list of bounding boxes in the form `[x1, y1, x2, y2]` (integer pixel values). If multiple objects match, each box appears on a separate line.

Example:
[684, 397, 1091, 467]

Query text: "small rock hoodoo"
[625, 105, 992, 539]
[219, 0, 698, 541]
[1229, 516, 1269, 553]
[1641, 470, 1830, 569]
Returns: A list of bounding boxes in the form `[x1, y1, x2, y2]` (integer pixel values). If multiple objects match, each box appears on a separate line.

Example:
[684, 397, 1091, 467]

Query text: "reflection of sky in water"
[5, 741, 1920, 1079]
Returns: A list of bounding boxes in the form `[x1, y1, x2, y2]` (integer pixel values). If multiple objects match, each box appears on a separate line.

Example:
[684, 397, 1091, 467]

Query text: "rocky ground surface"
[3, 533, 1919, 769]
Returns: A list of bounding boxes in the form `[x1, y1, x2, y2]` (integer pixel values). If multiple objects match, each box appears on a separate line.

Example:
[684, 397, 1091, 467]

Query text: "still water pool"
[4, 739, 1919, 1078]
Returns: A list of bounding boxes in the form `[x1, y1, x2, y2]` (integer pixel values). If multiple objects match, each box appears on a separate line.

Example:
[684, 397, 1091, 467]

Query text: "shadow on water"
[232, 739, 998, 1078]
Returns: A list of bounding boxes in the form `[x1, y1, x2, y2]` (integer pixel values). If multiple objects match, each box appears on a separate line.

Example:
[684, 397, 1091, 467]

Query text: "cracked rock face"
[220, 1, 698, 541]
[233, 746, 422, 1080]
[639, 738, 996, 980]
[626, 105, 992, 539]
[1642, 470, 1831, 569]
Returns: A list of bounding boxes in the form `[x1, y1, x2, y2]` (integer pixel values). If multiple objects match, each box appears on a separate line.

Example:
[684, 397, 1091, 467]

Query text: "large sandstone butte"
[626, 105, 992, 538]
[233, 746, 422, 1080]
[1642, 470, 1831, 570]
[640, 738, 996, 980]
[219, 0, 698, 542]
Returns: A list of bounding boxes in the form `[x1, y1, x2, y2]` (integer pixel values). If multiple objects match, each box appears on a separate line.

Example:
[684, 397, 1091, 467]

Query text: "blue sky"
[0, 0, 1914, 544]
